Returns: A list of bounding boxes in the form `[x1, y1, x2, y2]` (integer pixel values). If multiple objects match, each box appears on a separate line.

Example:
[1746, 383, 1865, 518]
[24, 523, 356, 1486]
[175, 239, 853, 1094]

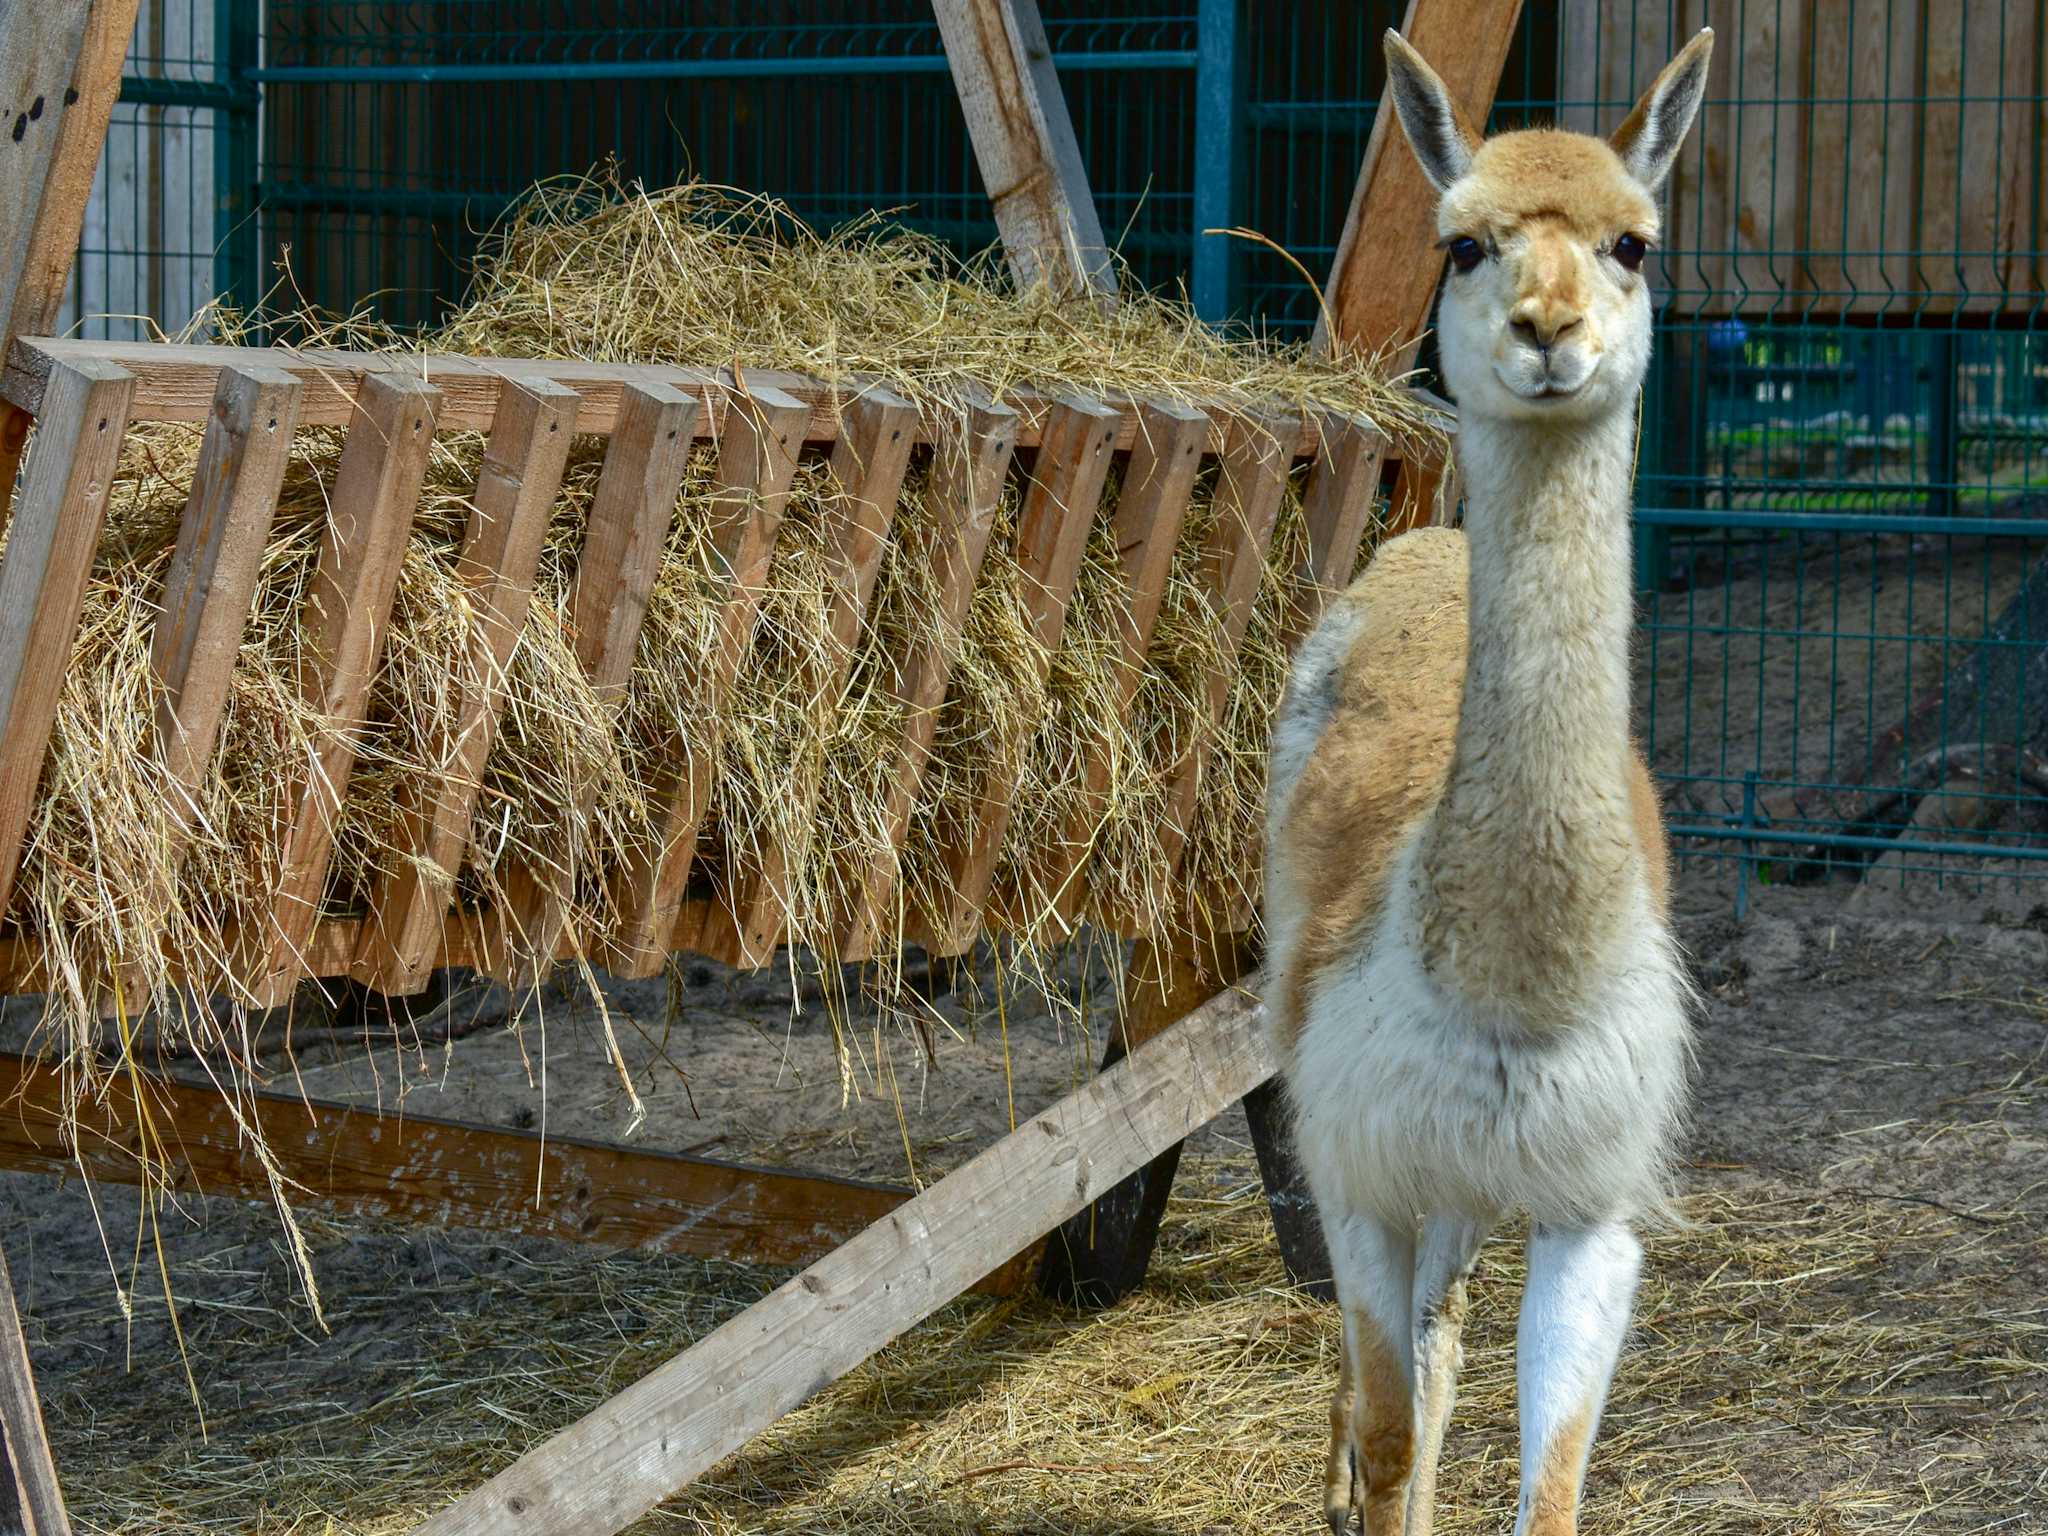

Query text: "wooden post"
[1039, 930, 1253, 1306]
[931, 0, 1115, 303]
[411, 975, 1273, 1536]
[0, 0, 146, 528]
[0, 1245, 70, 1536]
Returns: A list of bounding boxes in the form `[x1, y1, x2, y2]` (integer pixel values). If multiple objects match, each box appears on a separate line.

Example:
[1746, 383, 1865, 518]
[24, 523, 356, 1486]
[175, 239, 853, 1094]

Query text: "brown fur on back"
[1272, 527, 1672, 1055]
[1274, 528, 1468, 1057]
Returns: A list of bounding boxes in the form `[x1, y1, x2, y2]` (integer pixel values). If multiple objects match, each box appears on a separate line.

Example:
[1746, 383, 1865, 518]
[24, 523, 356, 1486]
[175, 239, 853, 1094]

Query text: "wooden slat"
[1030, 398, 1211, 931]
[353, 378, 581, 994]
[0, 1053, 1041, 1296]
[410, 974, 1273, 1536]
[832, 400, 1019, 964]
[242, 372, 440, 1006]
[605, 385, 809, 979]
[1150, 414, 1296, 895]
[1281, 412, 1391, 649]
[1918, 0, 2036, 314]
[0, 355, 135, 916]
[0, 1244, 69, 1536]
[151, 364, 304, 826]
[922, 395, 1121, 954]
[1313, 0, 1525, 369]
[4, 338, 1358, 461]
[718, 386, 920, 966]
[1800, 0, 1920, 313]
[488, 381, 699, 984]
[931, 0, 1115, 303]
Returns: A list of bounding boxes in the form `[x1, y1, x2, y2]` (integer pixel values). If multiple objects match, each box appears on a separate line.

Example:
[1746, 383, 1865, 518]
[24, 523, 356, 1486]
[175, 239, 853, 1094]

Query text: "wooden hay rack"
[0, 3, 1514, 1532]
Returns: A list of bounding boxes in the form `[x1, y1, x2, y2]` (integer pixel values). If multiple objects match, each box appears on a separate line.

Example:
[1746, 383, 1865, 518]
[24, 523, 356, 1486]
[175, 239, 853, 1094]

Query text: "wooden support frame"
[0, 1245, 69, 1536]
[932, 0, 1115, 304]
[921, 395, 1122, 954]
[0, 1052, 1039, 1296]
[411, 975, 1273, 1536]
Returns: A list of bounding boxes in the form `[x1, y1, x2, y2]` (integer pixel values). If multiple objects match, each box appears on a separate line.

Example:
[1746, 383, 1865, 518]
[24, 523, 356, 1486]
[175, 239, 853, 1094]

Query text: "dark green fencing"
[73, 1, 2048, 903]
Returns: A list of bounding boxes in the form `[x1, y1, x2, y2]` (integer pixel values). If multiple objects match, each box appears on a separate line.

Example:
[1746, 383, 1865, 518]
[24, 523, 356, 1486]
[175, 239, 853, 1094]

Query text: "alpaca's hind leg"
[1403, 1214, 1487, 1536]
[1324, 1213, 1416, 1535]
[1514, 1222, 1642, 1536]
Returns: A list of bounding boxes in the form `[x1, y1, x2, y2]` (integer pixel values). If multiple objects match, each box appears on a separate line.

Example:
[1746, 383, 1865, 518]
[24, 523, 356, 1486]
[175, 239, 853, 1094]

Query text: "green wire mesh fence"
[67, 0, 2048, 907]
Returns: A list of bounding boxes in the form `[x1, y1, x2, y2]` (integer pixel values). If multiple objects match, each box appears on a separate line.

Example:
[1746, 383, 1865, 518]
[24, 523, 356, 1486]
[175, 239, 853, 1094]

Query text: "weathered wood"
[0, 1245, 68, 1536]
[1314, 0, 1525, 368]
[834, 400, 1019, 963]
[1152, 414, 1296, 892]
[242, 373, 441, 1006]
[354, 378, 581, 994]
[605, 385, 809, 979]
[1040, 931, 1252, 1306]
[1241, 1077, 1334, 1298]
[489, 381, 699, 983]
[1032, 399, 1211, 930]
[1379, 444, 1454, 540]
[0, 356, 135, 917]
[931, 0, 1114, 303]
[151, 364, 305, 825]
[4, 338, 1353, 462]
[410, 973, 1273, 1536]
[1281, 413, 1390, 649]
[1918, 0, 2036, 313]
[0, 1052, 1040, 1295]
[923, 395, 1121, 953]
[719, 386, 921, 965]
[1800, 0, 1919, 312]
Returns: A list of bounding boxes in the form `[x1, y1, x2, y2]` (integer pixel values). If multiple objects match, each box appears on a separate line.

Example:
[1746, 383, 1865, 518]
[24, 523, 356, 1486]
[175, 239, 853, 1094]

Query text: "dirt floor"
[0, 872, 2043, 1535]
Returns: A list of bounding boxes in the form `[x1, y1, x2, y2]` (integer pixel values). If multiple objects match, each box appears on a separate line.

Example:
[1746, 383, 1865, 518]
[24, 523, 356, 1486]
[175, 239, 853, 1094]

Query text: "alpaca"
[1263, 28, 1714, 1536]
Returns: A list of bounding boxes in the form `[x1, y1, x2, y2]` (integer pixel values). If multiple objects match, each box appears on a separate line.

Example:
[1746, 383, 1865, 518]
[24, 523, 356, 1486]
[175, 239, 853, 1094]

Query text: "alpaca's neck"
[1418, 407, 1644, 1026]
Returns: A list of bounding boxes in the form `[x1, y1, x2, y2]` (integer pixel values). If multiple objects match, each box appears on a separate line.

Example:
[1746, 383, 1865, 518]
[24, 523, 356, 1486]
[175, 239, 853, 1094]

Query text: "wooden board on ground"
[411, 974, 1274, 1536]
[0, 1052, 1039, 1295]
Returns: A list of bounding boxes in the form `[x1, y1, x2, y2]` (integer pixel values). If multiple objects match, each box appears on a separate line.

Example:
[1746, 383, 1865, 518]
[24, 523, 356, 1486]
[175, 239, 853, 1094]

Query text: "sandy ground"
[0, 870, 2042, 1534]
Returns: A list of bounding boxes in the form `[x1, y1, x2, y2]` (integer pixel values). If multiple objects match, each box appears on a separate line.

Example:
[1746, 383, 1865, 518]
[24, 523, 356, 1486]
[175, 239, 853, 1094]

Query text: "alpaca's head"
[1384, 27, 1713, 427]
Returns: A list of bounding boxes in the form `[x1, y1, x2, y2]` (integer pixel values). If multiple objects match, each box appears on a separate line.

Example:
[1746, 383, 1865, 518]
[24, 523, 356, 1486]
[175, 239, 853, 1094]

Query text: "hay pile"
[42, 1157, 2046, 1533]
[5, 176, 1437, 1071]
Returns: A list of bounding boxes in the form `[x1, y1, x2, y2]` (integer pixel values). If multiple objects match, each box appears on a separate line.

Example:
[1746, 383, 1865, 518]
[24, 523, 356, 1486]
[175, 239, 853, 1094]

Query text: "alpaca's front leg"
[1514, 1223, 1642, 1536]
[1324, 1213, 1415, 1535]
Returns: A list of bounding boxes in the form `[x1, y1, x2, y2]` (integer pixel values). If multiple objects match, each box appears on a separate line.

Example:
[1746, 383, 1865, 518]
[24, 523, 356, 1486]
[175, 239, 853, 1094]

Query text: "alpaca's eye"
[1612, 233, 1648, 272]
[1447, 237, 1484, 273]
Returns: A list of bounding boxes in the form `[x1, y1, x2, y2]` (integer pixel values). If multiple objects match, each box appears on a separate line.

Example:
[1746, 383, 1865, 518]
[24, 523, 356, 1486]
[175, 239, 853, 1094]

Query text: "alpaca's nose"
[1509, 298, 1584, 350]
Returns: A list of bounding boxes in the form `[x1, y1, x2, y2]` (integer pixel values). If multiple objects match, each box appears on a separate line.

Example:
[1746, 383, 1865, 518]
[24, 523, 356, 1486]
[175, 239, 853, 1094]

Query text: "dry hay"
[42, 1151, 2046, 1535]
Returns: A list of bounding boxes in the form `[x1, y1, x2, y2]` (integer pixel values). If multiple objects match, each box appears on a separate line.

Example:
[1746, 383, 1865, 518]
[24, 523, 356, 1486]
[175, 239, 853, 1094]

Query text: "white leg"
[1514, 1222, 1642, 1536]
[1322, 1211, 1416, 1535]
[1404, 1213, 1488, 1536]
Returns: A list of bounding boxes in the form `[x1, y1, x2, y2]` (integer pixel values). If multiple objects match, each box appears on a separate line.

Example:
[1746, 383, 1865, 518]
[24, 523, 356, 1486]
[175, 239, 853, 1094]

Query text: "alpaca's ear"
[1383, 30, 1480, 192]
[1611, 28, 1714, 191]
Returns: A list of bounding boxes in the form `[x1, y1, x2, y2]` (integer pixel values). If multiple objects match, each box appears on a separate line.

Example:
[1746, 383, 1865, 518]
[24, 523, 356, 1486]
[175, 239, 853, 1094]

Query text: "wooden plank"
[353, 378, 581, 994]
[151, 364, 304, 826]
[833, 400, 1019, 964]
[4, 338, 1355, 461]
[488, 381, 698, 985]
[1030, 398, 1211, 931]
[1379, 443, 1453, 541]
[1280, 412, 1390, 650]
[0, 1245, 69, 1536]
[409, 973, 1273, 1536]
[0, 1052, 1040, 1297]
[1151, 414, 1296, 894]
[1039, 930, 1250, 1306]
[1918, 0, 2036, 314]
[242, 372, 440, 1006]
[922, 395, 1121, 954]
[604, 385, 809, 979]
[719, 386, 920, 966]
[0, 355, 135, 916]
[1801, 0, 1921, 314]
[931, 0, 1114, 302]
[1313, 0, 1525, 368]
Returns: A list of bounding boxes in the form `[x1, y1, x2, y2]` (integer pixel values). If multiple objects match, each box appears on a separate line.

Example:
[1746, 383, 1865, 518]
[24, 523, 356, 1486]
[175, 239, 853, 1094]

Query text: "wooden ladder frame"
[0, 3, 1516, 1530]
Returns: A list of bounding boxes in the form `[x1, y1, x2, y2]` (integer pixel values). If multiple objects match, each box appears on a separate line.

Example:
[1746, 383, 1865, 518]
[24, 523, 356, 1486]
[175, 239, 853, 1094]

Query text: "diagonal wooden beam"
[0, 1243, 70, 1536]
[410, 974, 1272, 1536]
[931, 0, 1115, 303]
